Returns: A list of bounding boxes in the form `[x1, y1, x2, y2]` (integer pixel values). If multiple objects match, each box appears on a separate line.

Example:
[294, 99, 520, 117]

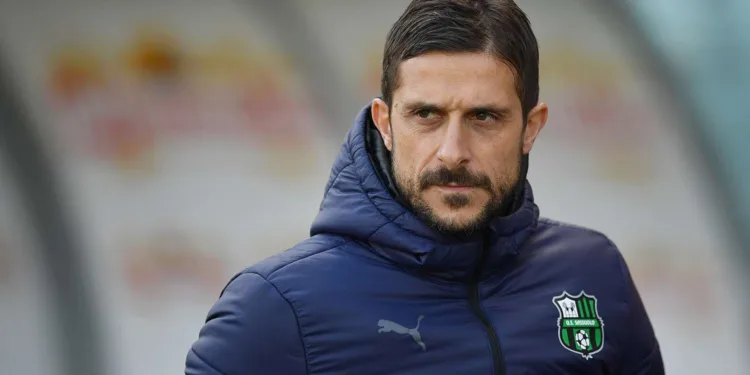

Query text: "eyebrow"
[400, 101, 513, 120]
[400, 101, 442, 114]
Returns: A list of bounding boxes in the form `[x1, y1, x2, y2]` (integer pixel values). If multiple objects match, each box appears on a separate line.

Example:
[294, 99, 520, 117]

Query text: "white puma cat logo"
[377, 315, 426, 351]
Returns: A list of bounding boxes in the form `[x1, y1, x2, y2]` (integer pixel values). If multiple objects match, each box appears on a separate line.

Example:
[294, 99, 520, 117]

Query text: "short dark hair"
[381, 0, 539, 118]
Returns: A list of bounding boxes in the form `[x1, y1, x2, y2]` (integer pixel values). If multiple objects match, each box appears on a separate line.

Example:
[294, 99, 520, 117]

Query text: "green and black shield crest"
[553, 291, 604, 359]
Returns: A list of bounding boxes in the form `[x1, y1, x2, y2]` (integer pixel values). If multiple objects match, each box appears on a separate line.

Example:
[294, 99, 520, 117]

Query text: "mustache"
[419, 166, 493, 191]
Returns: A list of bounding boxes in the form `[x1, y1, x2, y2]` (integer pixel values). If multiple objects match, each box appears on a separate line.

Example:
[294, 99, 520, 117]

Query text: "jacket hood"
[310, 104, 539, 281]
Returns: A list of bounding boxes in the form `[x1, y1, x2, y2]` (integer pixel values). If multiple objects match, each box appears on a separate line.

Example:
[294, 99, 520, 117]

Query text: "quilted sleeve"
[185, 272, 308, 375]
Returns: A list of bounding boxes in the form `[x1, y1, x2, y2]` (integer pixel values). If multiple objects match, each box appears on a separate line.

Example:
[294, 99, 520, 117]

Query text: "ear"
[371, 98, 393, 151]
[522, 102, 548, 155]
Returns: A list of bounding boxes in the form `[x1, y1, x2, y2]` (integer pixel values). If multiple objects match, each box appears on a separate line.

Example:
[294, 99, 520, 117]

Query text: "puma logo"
[377, 315, 426, 351]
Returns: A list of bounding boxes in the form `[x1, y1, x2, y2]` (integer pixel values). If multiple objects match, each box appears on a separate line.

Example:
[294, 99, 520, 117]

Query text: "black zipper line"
[468, 239, 506, 375]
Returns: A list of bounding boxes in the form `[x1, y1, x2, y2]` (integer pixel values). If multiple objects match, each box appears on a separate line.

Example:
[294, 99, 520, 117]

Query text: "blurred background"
[0, 0, 748, 374]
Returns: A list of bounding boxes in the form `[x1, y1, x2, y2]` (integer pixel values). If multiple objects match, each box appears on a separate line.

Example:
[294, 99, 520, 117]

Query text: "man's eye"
[475, 111, 496, 122]
[416, 109, 433, 119]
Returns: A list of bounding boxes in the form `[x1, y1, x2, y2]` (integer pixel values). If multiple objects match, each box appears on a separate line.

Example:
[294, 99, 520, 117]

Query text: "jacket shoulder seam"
[189, 347, 228, 375]
[538, 218, 625, 252]
[539, 218, 631, 304]
[247, 271, 312, 375]
[538, 218, 610, 238]
[538, 217, 626, 280]
[538, 218, 622, 257]
[264, 238, 353, 279]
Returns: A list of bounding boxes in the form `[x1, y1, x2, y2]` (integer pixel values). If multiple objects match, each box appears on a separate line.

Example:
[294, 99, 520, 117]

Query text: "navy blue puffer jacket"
[185, 105, 663, 375]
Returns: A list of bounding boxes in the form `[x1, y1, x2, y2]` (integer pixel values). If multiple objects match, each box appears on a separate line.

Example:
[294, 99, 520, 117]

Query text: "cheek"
[392, 133, 429, 181]
[481, 139, 522, 177]
[397, 159, 421, 186]
[391, 146, 416, 189]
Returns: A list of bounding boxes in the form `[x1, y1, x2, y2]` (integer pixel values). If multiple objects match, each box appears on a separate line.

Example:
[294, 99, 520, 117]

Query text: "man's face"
[372, 52, 547, 235]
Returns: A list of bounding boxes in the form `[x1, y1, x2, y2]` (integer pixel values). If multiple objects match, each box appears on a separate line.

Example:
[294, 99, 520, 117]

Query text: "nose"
[436, 120, 470, 169]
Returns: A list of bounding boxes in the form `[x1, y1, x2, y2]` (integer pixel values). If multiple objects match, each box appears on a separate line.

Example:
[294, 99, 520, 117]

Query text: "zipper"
[468, 238, 505, 375]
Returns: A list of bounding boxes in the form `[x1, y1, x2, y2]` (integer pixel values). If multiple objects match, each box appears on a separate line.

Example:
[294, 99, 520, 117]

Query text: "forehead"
[393, 52, 520, 110]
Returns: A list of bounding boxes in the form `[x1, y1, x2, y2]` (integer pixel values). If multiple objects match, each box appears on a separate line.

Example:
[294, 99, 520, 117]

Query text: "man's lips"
[435, 184, 474, 192]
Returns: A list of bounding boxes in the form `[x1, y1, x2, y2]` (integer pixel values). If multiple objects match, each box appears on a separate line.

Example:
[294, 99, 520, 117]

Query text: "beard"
[392, 151, 523, 238]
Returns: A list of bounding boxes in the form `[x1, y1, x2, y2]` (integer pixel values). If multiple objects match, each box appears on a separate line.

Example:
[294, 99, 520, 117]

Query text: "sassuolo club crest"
[552, 291, 604, 359]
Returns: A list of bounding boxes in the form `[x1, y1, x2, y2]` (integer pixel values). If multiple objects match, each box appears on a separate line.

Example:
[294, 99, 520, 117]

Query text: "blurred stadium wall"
[0, 1, 748, 374]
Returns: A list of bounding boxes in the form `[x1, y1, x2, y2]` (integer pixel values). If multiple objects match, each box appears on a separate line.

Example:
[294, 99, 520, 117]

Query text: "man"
[186, 0, 664, 374]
